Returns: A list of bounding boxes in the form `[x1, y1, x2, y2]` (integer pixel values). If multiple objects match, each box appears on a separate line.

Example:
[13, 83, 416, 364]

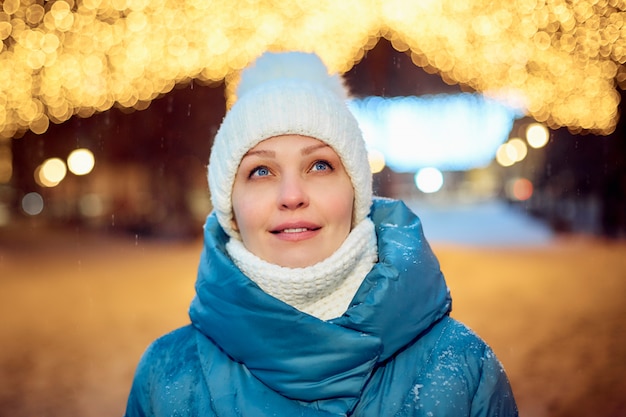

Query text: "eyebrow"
[302, 143, 330, 155]
[242, 143, 330, 159]
[243, 149, 275, 158]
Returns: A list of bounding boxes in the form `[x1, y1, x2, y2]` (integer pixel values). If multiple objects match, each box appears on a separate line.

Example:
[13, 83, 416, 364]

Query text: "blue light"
[348, 94, 522, 172]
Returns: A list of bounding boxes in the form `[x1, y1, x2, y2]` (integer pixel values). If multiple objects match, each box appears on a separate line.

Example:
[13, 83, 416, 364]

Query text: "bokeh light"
[38, 157, 67, 187]
[506, 177, 534, 201]
[495, 136, 529, 167]
[507, 138, 528, 162]
[67, 148, 95, 175]
[350, 94, 519, 171]
[368, 149, 386, 174]
[415, 167, 444, 193]
[21, 192, 44, 215]
[496, 143, 516, 167]
[0, 1, 624, 140]
[526, 122, 550, 149]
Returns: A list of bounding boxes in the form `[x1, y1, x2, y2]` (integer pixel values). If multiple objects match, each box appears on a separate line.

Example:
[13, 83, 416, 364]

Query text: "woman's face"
[231, 134, 354, 268]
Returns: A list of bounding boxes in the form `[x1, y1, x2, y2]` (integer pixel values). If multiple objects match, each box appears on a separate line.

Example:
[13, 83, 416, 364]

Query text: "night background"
[1, 1, 626, 416]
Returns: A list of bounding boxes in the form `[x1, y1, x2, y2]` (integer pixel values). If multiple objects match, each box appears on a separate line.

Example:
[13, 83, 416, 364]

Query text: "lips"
[270, 222, 321, 237]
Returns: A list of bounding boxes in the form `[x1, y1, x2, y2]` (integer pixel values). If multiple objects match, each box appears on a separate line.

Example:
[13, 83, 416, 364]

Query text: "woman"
[124, 52, 518, 416]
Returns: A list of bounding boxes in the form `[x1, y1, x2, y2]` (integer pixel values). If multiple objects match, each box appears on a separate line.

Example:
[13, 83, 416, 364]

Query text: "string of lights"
[0, 0, 625, 140]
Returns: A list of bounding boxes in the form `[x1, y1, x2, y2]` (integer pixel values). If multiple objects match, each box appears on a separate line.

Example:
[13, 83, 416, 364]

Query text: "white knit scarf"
[226, 218, 378, 321]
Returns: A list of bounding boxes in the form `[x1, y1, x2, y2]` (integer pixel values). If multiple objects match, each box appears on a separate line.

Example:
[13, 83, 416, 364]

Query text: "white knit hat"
[208, 52, 372, 239]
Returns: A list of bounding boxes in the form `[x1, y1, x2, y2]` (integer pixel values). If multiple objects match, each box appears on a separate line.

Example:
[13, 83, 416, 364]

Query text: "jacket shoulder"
[124, 325, 210, 417]
[135, 325, 200, 376]
[357, 317, 517, 417]
[411, 317, 518, 417]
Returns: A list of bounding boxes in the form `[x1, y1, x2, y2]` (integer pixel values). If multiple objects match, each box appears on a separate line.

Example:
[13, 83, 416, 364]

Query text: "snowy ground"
[408, 199, 555, 248]
[1, 202, 625, 417]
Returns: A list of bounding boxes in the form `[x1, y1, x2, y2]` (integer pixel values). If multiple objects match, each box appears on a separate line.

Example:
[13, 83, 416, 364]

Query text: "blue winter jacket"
[124, 198, 518, 416]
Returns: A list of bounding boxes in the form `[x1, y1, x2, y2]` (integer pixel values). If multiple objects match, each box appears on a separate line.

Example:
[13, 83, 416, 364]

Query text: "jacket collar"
[189, 198, 451, 414]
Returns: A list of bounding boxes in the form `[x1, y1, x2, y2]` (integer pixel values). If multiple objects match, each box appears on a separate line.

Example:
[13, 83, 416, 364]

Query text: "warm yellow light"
[496, 144, 515, 167]
[526, 123, 550, 148]
[0, 1, 624, 139]
[34, 165, 56, 187]
[67, 148, 95, 175]
[507, 138, 528, 162]
[368, 149, 386, 174]
[39, 157, 67, 186]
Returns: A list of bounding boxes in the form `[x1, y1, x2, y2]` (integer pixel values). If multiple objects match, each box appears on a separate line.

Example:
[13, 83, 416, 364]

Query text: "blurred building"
[6, 81, 225, 239]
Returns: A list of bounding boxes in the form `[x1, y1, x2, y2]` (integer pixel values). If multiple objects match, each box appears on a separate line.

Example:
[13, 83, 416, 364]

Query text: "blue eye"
[251, 166, 270, 177]
[311, 161, 332, 172]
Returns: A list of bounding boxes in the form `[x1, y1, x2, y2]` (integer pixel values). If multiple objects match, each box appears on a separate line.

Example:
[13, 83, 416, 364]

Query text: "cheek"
[231, 187, 247, 231]
[325, 184, 354, 226]
[232, 189, 263, 234]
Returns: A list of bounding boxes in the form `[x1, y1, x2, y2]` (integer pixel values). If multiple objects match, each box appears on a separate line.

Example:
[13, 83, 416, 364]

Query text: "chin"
[272, 252, 327, 269]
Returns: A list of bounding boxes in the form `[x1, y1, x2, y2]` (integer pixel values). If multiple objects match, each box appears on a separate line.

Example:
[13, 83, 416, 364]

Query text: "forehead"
[254, 134, 324, 149]
[245, 135, 337, 157]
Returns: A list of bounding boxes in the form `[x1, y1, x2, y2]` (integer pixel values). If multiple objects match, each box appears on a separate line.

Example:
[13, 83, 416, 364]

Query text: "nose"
[278, 174, 309, 210]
